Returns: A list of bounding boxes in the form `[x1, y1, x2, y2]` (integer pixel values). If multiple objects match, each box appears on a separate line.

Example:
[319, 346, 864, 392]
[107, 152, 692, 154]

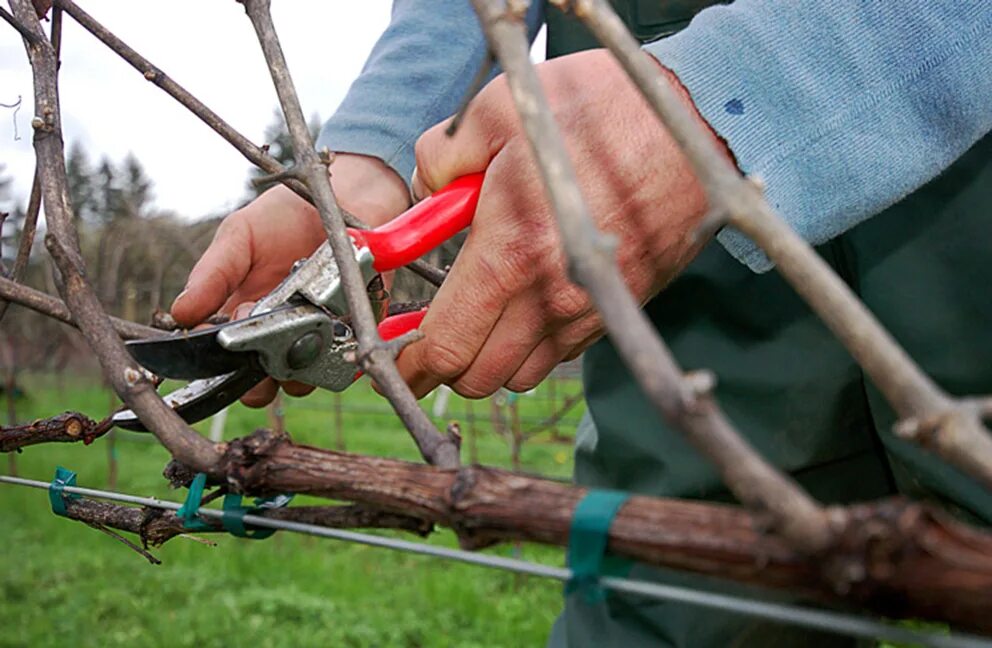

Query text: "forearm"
[645, 1, 992, 271]
[318, 0, 545, 186]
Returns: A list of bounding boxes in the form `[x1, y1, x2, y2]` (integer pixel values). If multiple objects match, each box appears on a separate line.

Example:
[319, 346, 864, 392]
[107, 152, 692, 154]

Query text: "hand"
[171, 153, 410, 406]
[397, 49, 725, 399]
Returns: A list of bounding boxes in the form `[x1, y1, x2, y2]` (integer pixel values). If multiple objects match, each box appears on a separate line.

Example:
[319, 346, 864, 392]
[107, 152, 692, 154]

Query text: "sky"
[1, 2, 543, 221]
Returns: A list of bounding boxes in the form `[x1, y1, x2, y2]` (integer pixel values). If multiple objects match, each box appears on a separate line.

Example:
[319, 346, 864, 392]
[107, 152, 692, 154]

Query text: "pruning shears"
[113, 173, 483, 431]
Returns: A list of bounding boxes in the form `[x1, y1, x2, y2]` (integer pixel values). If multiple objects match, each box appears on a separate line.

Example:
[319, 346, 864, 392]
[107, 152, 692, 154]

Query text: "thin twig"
[239, 0, 459, 469]
[522, 391, 584, 440]
[0, 95, 23, 140]
[0, 4, 42, 44]
[469, 0, 832, 553]
[0, 167, 42, 324]
[0, 274, 163, 340]
[446, 52, 495, 137]
[569, 0, 992, 489]
[85, 522, 162, 565]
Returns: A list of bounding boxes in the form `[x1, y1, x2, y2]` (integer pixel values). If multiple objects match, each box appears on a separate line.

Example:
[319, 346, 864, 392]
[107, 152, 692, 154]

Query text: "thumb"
[412, 76, 515, 200]
[171, 221, 251, 327]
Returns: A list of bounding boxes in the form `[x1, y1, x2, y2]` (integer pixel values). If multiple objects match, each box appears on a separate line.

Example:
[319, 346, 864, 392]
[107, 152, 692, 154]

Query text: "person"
[171, 1, 992, 645]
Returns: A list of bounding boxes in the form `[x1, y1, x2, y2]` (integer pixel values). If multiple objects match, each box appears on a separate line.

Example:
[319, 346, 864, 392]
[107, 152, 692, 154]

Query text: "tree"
[118, 152, 153, 219]
[0, 163, 11, 202]
[65, 142, 96, 223]
[94, 157, 121, 224]
[247, 109, 321, 196]
[0, 165, 18, 267]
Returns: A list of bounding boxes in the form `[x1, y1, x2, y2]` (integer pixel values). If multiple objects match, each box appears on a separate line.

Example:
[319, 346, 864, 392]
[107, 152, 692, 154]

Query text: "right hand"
[171, 153, 411, 407]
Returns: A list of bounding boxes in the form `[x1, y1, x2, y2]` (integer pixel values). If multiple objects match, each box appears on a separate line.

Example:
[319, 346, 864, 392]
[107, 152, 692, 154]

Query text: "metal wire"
[1, 474, 989, 648]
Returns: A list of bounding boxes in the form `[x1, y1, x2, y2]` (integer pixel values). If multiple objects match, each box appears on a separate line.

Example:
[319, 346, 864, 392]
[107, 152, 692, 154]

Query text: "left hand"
[396, 49, 726, 399]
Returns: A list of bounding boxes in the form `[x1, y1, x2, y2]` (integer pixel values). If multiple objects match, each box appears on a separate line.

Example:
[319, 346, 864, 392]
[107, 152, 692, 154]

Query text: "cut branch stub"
[0, 411, 112, 452]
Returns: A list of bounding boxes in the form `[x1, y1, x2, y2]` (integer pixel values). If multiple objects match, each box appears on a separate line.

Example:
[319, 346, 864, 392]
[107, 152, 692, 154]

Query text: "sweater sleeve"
[644, 1, 992, 271]
[316, 0, 545, 186]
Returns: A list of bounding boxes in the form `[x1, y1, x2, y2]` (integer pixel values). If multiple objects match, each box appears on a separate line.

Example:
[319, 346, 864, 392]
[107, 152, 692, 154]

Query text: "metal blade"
[112, 367, 267, 432]
[124, 306, 295, 379]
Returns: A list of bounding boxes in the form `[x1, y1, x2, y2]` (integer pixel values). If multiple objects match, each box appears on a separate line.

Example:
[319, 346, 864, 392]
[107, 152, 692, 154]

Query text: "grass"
[0, 373, 585, 648]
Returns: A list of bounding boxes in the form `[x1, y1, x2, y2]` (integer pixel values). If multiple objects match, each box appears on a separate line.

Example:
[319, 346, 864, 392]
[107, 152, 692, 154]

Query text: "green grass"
[0, 374, 585, 648]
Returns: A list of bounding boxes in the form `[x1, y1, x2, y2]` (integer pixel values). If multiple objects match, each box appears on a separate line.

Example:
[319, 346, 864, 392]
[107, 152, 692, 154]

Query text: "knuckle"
[451, 377, 493, 400]
[421, 339, 473, 381]
[545, 284, 590, 323]
[505, 375, 540, 393]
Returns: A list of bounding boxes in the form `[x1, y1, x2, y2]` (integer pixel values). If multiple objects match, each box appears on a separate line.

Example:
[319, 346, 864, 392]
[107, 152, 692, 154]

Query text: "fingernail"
[233, 302, 255, 320]
[170, 288, 189, 309]
[410, 165, 427, 202]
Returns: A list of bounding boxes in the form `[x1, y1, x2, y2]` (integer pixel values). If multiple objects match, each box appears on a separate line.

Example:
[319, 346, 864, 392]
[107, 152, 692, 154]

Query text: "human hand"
[171, 153, 410, 406]
[398, 49, 726, 398]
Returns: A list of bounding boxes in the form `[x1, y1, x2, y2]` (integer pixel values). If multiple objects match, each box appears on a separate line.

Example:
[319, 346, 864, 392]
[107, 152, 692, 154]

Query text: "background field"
[0, 374, 584, 648]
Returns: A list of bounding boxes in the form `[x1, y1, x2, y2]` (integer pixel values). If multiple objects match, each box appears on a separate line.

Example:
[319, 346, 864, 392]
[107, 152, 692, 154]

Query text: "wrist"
[329, 153, 411, 227]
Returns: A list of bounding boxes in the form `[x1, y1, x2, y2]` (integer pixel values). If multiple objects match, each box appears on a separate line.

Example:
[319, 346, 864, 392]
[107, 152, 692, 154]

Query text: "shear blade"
[112, 367, 267, 432]
[125, 308, 292, 379]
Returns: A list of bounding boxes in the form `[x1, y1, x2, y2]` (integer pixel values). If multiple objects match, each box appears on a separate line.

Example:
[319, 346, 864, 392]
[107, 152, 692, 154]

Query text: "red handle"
[354, 309, 428, 381]
[377, 308, 427, 341]
[348, 173, 483, 273]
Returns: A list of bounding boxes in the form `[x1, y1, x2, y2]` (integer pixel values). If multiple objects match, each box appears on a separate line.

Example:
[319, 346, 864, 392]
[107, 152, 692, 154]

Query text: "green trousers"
[548, 133, 991, 647]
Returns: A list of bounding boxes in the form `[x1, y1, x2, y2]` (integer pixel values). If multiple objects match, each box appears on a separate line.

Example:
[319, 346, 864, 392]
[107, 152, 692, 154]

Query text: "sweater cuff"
[644, 1, 992, 272]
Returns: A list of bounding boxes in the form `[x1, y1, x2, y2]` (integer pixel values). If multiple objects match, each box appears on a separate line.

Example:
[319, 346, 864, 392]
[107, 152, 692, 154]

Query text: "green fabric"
[176, 472, 212, 532]
[545, 0, 727, 58]
[48, 466, 80, 518]
[566, 490, 631, 603]
[546, 1, 992, 646]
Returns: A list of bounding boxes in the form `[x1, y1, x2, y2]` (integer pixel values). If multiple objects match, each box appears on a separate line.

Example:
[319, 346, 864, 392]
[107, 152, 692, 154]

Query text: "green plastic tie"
[220, 493, 278, 540]
[48, 466, 81, 518]
[566, 489, 631, 603]
[175, 472, 212, 531]
[176, 474, 292, 538]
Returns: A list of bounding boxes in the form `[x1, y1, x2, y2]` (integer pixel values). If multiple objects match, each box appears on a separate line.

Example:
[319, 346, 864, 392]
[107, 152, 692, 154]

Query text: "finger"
[506, 316, 604, 392]
[505, 338, 564, 393]
[241, 378, 278, 408]
[171, 220, 252, 327]
[450, 297, 546, 398]
[393, 232, 517, 398]
[282, 381, 315, 398]
[413, 76, 515, 199]
[231, 302, 255, 321]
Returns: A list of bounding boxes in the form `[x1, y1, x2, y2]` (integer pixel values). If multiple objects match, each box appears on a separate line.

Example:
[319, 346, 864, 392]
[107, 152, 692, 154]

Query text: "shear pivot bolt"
[287, 331, 324, 370]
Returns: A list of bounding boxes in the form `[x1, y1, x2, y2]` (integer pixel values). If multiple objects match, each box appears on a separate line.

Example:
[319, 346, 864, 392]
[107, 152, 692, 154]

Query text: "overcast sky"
[1, 2, 543, 220]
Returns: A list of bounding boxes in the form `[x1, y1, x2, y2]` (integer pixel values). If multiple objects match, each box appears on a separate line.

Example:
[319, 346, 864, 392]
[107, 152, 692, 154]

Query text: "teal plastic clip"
[566, 489, 631, 603]
[175, 472, 212, 531]
[220, 493, 281, 540]
[48, 466, 81, 518]
[177, 473, 292, 539]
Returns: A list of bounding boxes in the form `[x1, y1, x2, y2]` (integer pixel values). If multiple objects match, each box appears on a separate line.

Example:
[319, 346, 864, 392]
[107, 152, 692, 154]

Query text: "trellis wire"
[0, 475, 987, 648]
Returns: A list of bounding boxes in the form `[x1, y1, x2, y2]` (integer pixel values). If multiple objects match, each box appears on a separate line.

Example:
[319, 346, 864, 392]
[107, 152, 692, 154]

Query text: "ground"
[0, 374, 583, 648]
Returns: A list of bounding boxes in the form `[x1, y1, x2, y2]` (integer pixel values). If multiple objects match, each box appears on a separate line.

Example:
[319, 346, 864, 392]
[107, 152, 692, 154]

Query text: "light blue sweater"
[318, 1, 992, 271]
